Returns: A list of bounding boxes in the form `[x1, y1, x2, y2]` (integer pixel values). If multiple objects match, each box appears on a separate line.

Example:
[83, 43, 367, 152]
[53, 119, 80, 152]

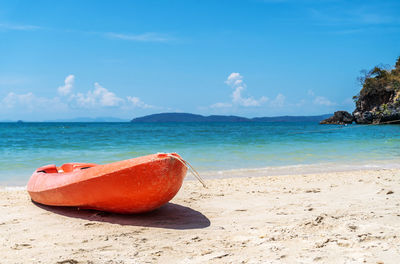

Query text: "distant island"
[131, 113, 332, 123]
[321, 56, 400, 125]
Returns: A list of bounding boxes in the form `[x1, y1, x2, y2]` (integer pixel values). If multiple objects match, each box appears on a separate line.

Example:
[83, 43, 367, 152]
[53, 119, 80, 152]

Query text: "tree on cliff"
[352, 56, 400, 124]
[394, 56, 400, 75]
[357, 58, 400, 95]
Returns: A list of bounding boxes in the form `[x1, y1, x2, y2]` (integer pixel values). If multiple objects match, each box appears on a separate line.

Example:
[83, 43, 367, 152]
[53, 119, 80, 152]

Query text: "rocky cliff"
[352, 57, 400, 124]
[321, 56, 400, 124]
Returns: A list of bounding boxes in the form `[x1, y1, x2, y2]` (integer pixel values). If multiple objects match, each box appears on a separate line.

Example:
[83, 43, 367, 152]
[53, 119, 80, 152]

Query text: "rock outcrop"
[321, 56, 400, 125]
[320, 111, 354, 124]
[352, 57, 400, 124]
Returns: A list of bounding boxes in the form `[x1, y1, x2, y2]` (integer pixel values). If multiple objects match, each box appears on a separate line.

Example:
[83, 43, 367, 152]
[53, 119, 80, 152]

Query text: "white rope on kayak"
[166, 153, 207, 188]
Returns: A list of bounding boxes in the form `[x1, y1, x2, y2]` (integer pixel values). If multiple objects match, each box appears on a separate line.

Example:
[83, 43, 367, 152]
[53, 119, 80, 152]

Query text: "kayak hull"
[27, 153, 187, 213]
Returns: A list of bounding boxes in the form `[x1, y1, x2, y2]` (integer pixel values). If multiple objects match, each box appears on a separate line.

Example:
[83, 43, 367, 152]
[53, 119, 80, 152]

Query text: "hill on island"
[131, 113, 332, 123]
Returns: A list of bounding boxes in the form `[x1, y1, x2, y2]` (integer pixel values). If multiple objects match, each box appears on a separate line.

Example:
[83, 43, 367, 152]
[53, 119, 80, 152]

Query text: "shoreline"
[2, 168, 400, 263]
[2, 159, 400, 187]
[200, 159, 400, 180]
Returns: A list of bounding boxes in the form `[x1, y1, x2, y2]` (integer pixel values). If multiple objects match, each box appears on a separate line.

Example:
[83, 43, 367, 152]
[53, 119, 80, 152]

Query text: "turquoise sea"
[1, 122, 400, 185]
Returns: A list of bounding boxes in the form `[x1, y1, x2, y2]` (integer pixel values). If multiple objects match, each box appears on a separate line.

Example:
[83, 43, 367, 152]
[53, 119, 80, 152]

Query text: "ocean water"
[1, 122, 400, 185]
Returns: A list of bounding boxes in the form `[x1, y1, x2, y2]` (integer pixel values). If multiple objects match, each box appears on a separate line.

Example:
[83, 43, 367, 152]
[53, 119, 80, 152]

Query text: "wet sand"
[1, 168, 400, 263]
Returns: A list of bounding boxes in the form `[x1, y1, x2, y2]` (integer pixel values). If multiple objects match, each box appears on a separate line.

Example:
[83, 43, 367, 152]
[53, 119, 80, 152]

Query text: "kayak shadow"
[33, 202, 210, 230]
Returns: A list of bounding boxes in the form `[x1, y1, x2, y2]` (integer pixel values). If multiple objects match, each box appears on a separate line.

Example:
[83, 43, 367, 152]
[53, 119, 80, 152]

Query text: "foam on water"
[2, 186, 26, 191]
[197, 159, 400, 180]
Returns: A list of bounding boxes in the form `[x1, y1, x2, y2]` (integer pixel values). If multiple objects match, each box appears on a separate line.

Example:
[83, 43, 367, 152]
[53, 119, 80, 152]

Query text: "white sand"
[1, 168, 400, 263]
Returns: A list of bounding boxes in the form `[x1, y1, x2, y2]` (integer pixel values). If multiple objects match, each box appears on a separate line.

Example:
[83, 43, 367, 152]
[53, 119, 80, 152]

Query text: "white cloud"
[0, 76, 156, 119]
[224, 72, 268, 107]
[308, 89, 336, 106]
[212, 73, 292, 110]
[225, 72, 242, 86]
[71, 82, 124, 108]
[73, 92, 95, 107]
[0, 23, 41, 31]
[295, 99, 306, 107]
[270, 93, 286, 107]
[1, 92, 35, 109]
[55, 75, 153, 109]
[58, 74, 75, 96]
[127, 96, 153, 109]
[94, 83, 123, 107]
[313, 96, 336, 106]
[105, 32, 171, 42]
[210, 102, 233, 108]
[0, 92, 67, 112]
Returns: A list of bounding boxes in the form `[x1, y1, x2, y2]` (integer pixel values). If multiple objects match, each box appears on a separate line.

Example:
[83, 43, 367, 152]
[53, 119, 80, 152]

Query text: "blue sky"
[0, 0, 399, 120]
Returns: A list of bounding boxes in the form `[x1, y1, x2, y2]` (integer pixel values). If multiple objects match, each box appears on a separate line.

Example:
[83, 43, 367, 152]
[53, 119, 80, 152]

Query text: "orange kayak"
[27, 153, 187, 213]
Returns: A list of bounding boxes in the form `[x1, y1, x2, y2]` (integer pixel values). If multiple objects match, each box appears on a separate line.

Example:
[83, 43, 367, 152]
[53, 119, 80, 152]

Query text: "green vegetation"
[351, 56, 400, 124]
[358, 57, 400, 100]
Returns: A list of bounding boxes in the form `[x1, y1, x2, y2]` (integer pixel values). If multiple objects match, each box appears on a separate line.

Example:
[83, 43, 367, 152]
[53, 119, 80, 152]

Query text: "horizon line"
[0, 112, 333, 122]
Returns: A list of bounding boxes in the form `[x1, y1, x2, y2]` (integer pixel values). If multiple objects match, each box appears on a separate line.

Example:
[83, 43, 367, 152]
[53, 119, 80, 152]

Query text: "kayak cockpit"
[36, 163, 98, 173]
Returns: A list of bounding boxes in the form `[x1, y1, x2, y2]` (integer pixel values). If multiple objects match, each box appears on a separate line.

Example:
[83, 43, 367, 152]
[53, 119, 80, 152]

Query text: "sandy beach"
[2, 168, 400, 263]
